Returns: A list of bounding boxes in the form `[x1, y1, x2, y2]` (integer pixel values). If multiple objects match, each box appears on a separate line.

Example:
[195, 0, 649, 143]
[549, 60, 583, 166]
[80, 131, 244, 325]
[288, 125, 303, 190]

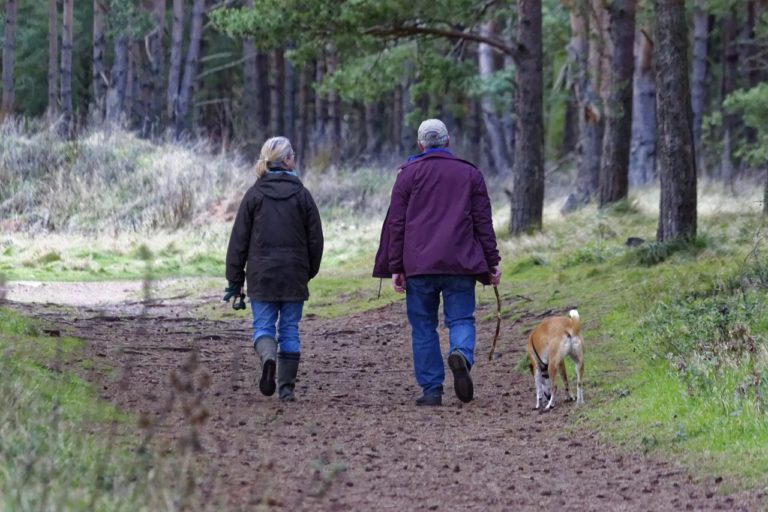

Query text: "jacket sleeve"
[304, 189, 324, 280]
[471, 170, 501, 269]
[387, 169, 411, 274]
[225, 190, 256, 285]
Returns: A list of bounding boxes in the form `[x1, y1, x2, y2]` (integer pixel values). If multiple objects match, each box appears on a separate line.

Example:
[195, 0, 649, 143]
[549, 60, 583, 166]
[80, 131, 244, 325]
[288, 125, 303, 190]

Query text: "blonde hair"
[255, 136, 294, 178]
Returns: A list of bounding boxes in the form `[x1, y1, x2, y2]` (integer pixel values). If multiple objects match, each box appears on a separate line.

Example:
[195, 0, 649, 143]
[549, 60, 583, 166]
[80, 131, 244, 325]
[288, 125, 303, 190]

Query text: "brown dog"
[527, 309, 585, 411]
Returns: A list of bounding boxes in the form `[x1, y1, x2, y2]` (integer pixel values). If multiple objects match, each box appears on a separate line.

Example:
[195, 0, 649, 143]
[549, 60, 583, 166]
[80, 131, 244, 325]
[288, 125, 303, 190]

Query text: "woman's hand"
[392, 273, 406, 293]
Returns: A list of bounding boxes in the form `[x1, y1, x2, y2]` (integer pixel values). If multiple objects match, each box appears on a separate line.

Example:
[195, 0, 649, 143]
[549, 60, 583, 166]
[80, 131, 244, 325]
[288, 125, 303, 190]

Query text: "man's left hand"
[392, 273, 406, 293]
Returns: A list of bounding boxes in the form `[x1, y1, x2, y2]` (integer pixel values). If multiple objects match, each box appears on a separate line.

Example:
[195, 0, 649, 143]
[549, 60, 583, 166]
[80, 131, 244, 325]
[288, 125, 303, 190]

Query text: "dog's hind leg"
[559, 360, 574, 402]
[574, 357, 585, 406]
[533, 368, 543, 410]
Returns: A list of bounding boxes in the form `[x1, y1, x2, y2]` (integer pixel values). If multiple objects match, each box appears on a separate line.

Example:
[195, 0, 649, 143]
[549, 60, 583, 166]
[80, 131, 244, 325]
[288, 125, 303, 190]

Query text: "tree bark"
[364, 101, 381, 156]
[295, 64, 310, 165]
[326, 46, 341, 160]
[174, 0, 206, 137]
[60, 0, 74, 136]
[654, 0, 697, 242]
[629, 28, 656, 186]
[562, 0, 600, 213]
[690, 0, 709, 165]
[242, 35, 259, 146]
[509, 0, 544, 235]
[270, 48, 285, 136]
[256, 52, 270, 135]
[720, 8, 738, 188]
[167, 0, 184, 121]
[2, 0, 17, 116]
[285, 47, 295, 142]
[478, 20, 512, 175]
[47, 0, 58, 116]
[92, 0, 107, 121]
[598, 0, 636, 207]
[106, 35, 129, 123]
[147, 0, 166, 132]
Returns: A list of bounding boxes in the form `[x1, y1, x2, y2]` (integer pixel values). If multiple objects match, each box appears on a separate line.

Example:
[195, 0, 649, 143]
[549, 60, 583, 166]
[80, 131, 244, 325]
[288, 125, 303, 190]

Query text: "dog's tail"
[568, 309, 581, 336]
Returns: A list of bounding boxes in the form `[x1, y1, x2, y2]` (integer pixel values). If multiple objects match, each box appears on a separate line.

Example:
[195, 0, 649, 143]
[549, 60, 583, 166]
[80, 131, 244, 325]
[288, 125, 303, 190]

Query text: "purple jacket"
[373, 151, 500, 285]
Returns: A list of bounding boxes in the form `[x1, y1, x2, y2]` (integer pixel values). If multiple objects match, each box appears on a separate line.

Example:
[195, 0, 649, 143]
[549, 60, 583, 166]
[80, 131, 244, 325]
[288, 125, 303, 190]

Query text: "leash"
[487, 285, 502, 361]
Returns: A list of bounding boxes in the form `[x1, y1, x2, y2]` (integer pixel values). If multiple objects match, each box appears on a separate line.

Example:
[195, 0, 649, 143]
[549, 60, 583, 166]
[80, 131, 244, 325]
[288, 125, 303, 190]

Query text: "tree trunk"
[690, 0, 709, 165]
[720, 8, 738, 189]
[257, 52, 270, 135]
[364, 101, 381, 156]
[654, 0, 697, 242]
[295, 64, 309, 166]
[241, 0, 260, 150]
[92, 0, 107, 121]
[47, 0, 58, 116]
[326, 45, 341, 159]
[2, 0, 17, 116]
[598, 0, 636, 207]
[314, 54, 326, 149]
[285, 48, 295, 142]
[562, 0, 600, 213]
[270, 48, 285, 136]
[106, 35, 129, 123]
[167, 0, 184, 121]
[60, 0, 74, 136]
[629, 28, 656, 186]
[509, 0, 544, 235]
[147, 0, 166, 132]
[174, 0, 205, 137]
[392, 85, 402, 153]
[242, 36, 259, 146]
[478, 20, 512, 175]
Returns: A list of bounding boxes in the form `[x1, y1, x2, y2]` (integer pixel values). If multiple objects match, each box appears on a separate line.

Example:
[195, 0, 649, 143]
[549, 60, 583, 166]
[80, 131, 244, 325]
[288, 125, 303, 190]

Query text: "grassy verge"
[0, 308, 216, 511]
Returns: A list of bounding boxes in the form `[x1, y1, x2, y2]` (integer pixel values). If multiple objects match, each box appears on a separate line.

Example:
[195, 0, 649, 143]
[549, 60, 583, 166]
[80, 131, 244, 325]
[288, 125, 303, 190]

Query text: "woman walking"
[224, 136, 323, 401]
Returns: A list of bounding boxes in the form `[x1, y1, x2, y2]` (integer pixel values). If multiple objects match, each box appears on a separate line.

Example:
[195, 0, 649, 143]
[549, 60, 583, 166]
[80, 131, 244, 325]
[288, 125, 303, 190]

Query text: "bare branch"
[365, 23, 519, 62]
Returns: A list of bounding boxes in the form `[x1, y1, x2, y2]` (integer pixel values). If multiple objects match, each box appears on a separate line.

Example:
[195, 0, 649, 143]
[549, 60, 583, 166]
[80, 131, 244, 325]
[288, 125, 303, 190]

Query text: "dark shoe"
[254, 337, 278, 396]
[415, 394, 442, 406]
[277, 352, 300, 401]
[448, 351, 474, 403]
[259, 359, 276, 396]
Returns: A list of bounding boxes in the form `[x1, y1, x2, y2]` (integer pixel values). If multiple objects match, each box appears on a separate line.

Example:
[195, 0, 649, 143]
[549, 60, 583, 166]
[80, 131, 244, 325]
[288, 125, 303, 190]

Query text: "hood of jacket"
[256, 173, 304, 200]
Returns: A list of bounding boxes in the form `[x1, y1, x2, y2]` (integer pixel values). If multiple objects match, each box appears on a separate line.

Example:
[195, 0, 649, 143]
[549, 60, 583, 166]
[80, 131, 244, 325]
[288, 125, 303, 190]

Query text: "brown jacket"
[226, 173, 323, 302]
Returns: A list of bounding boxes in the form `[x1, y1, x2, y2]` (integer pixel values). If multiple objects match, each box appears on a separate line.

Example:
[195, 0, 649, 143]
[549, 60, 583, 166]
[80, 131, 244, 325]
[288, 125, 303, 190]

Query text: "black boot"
[277, 352, 300, 401]
[448, 351, 474, 403]
[254, 336, 277, 396]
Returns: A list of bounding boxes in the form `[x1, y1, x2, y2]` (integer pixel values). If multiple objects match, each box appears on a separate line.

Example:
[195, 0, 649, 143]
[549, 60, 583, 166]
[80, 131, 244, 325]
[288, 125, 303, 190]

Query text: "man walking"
[373, 119, 501, 406]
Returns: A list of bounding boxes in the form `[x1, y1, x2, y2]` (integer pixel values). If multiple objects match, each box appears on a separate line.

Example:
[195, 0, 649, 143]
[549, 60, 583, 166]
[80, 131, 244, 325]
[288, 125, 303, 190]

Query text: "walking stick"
[488, 285, 502, 361]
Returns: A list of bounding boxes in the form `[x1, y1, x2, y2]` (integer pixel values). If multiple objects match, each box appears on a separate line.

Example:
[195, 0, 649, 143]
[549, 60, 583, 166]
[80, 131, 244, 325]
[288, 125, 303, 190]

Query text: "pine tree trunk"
[270, 48, 285, 136]
[295, 64, 309, 166]
[478, 21, 512, 175]
[167, 0, 184, 121]
[562, 0, 599, 213]
[720, 9, 738, 189]
[314, 55, 326, 148]
[392, 85, 402, 153]
[106, 35, 129, 123]
[256, 52, 270, 135]
[60, 0, 74, 136]
[148, 0, 166, 132]
[629, 28, 656, 186]
[47, 0, 58, 116]
[598, 0, 635, 207]
[654, 0, 697, 242]
[92, 0, 107, 121]
[326, 45, 341, 159]
[241, 0, 259, 148]
[2, 0, 18, 116]
[174, 0, 205, 137]
[285, 48, 295, 142]
[690, 0, 709, 165]
[509, 0, 544, 235]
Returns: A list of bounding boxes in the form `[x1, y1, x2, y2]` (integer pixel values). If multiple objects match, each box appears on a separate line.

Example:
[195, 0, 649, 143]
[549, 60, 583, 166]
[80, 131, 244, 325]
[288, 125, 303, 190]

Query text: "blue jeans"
[405, 275, 476, 396]
[250, 300, 304, 353]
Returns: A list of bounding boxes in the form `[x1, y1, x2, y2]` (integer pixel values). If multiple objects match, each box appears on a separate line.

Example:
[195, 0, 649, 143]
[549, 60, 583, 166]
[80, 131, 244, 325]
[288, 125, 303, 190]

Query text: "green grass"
[0, 308, 212, 511]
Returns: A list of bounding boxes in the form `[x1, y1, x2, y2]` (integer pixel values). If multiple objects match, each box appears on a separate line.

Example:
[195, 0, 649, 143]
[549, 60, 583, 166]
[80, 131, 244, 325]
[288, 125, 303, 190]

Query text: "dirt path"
[11, 288, 765, 511]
